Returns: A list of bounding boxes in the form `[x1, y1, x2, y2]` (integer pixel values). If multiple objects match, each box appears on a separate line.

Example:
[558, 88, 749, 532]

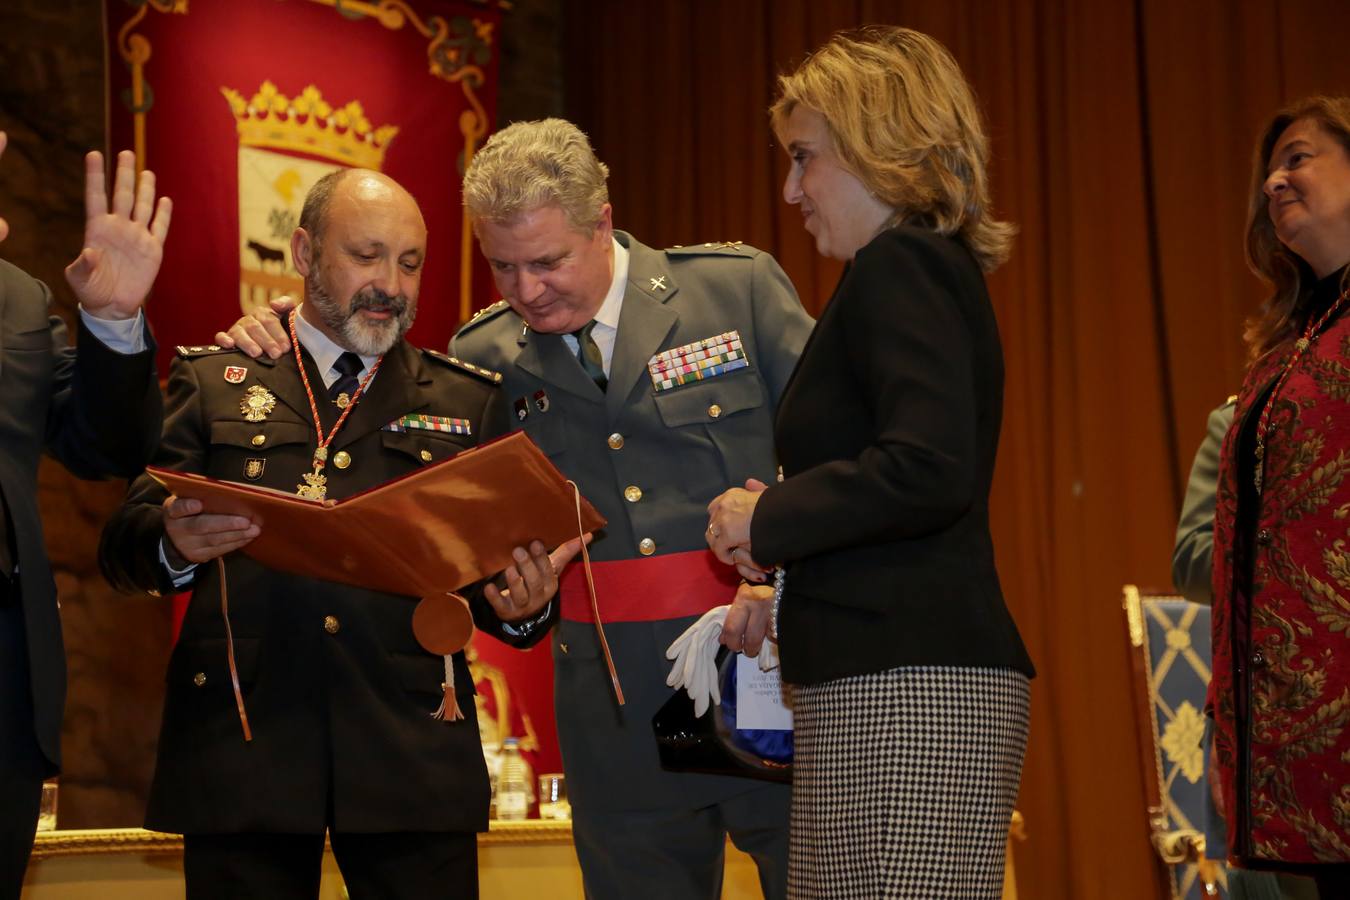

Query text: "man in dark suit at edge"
[0, 133, 171, 897]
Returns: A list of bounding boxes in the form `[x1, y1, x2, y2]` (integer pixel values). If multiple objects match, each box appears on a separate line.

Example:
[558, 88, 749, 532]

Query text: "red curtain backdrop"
[104, 0, 503, 373]
[565, 1, 1350, 896]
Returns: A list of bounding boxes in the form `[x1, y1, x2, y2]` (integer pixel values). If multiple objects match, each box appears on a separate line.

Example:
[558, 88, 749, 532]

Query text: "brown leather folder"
[146, 431, 606, 598]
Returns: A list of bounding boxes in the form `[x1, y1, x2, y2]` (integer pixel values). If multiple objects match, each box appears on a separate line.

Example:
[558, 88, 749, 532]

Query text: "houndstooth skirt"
[787, 666, 1031, 900]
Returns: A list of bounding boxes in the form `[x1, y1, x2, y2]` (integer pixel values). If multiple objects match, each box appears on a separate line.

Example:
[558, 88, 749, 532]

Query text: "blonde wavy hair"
[1243, 96, 1350, 362]
[771, 26, 1014, 272]
[463, 118, 610, 233]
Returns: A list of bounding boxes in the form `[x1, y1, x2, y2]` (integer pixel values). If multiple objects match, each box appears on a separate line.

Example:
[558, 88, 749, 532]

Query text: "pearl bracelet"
[770, 566, 786, 641]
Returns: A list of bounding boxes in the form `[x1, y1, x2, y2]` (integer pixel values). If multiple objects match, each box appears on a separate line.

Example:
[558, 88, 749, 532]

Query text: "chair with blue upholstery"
[1122, 585, 1224, 900]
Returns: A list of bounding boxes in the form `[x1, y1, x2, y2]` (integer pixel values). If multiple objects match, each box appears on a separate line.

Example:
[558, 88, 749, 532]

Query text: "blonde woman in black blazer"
[707, 27, 1033, 899]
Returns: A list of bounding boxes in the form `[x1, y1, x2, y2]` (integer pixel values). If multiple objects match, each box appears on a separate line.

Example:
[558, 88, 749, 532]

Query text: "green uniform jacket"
[99, 337, 523, 835]
[452, 231, 813, 813]
[1172, 398, 1235, 605]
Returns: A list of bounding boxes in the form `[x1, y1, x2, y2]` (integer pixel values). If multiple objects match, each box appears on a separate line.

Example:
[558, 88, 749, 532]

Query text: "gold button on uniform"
[607, 433, 624, 450]
[323, 615, 340, 634]
[192, 672, 207, 687]
[251, 434, 266, 447]
[420, 449, 433, 462]
[708, 404, 722, 419]
[639, 538, 656, 556]
[333, 450, 351, 469]
[624, 485, 643, 503]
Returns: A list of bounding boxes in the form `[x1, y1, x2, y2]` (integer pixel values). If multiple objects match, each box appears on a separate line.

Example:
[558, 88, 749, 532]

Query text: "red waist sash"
[559, 549, 741, 623]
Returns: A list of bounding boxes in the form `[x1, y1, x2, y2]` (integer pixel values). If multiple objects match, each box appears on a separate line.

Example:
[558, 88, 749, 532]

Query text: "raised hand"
[66, 149, 172, 320]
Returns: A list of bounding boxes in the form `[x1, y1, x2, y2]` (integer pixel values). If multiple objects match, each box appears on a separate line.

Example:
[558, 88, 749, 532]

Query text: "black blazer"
[0, 257, 162, 770]
[99, 339, 531, 835]
[751, 227, 1033, 685]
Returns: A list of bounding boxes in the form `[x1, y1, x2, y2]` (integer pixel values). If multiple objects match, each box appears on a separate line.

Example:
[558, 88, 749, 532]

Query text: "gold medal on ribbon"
[296, 467, 327, 501]
[296, 448, 329, 501]
[285, 311, 385, 503]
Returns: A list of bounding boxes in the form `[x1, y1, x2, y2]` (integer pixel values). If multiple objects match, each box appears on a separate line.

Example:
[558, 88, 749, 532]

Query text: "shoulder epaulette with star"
[423, 348, 503, 384]
[665, 240, 754, 257]
[175, 344, 232, 358]
[456, 300, 512, 338]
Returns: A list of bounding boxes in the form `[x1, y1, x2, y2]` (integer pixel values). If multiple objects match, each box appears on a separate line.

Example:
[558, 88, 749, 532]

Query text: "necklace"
[1253, 286, 1350, 493]
[288, 310, 385, 500]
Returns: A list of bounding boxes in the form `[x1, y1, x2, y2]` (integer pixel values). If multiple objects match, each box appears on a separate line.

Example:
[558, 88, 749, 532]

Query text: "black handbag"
[651, 647, 793, 784]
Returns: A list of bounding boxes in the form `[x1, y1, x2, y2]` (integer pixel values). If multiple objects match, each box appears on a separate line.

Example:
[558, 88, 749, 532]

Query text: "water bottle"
[495, 737, 534, 821]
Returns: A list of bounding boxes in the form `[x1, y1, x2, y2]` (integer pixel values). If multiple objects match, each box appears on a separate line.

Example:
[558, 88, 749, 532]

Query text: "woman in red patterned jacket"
[1212, 96, 1350, 893]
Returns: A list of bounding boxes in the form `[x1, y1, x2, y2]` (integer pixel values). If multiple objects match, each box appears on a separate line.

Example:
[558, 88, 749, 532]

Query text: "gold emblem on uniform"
[244, 458, 266, 481]
[240, 385, 276, 422]
[297, 469, 327, 501]
[335, 392, 351, 409]
[649, 275, 668, 292]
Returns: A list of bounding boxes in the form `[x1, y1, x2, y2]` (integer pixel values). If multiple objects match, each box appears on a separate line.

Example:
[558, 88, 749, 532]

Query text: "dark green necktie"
[571, 321, 607, 391]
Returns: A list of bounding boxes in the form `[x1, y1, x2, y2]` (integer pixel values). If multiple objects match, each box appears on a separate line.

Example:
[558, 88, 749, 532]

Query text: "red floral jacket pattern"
[1212, 318, 1350, 866]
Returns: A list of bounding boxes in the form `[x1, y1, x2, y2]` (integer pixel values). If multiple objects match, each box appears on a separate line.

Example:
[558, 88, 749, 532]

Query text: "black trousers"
[1313, 864, 1350, 896]
[183, 829, 479, 899]
[0, 584, 53, 900]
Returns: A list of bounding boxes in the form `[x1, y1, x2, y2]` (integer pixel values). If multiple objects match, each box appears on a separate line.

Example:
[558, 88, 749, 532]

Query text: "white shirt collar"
[593, 237, 628, 332]
[292, 305, 380, 388]
[571, 238, 627, 376]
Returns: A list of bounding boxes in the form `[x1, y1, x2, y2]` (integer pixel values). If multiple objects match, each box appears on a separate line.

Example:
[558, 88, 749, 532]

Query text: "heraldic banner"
[106, 0, 504, 373]
[107, 0, 567, 782]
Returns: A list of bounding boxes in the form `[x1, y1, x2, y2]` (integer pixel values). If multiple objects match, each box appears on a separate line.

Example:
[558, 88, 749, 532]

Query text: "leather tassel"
[432, 653, 464, 721]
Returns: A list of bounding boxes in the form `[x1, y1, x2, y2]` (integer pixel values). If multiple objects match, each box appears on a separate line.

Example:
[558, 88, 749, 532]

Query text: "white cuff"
[79, 307, 146, 355]
[158, 538, 197, 588]
[501, 600, 552, 637]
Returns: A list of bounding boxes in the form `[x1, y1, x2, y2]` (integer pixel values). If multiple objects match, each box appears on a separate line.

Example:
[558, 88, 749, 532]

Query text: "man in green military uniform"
[101, 168, 579, 900]
[452, 119, 811, 899]
[219, 120, 813, 899]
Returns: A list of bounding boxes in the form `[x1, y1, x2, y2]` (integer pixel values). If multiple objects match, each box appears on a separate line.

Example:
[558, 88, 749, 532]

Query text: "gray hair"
[463, 118, 610, 232]
[298, 168, 354, 250]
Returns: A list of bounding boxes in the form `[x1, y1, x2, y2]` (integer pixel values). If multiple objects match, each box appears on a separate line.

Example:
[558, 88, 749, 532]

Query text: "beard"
[305, 267, 417, 356]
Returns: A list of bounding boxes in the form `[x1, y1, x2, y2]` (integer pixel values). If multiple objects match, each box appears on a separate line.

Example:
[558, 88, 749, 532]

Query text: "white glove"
[755, 638, 781, 673]
[666, 606, 727, 717]
[665, 605, 782, 717]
